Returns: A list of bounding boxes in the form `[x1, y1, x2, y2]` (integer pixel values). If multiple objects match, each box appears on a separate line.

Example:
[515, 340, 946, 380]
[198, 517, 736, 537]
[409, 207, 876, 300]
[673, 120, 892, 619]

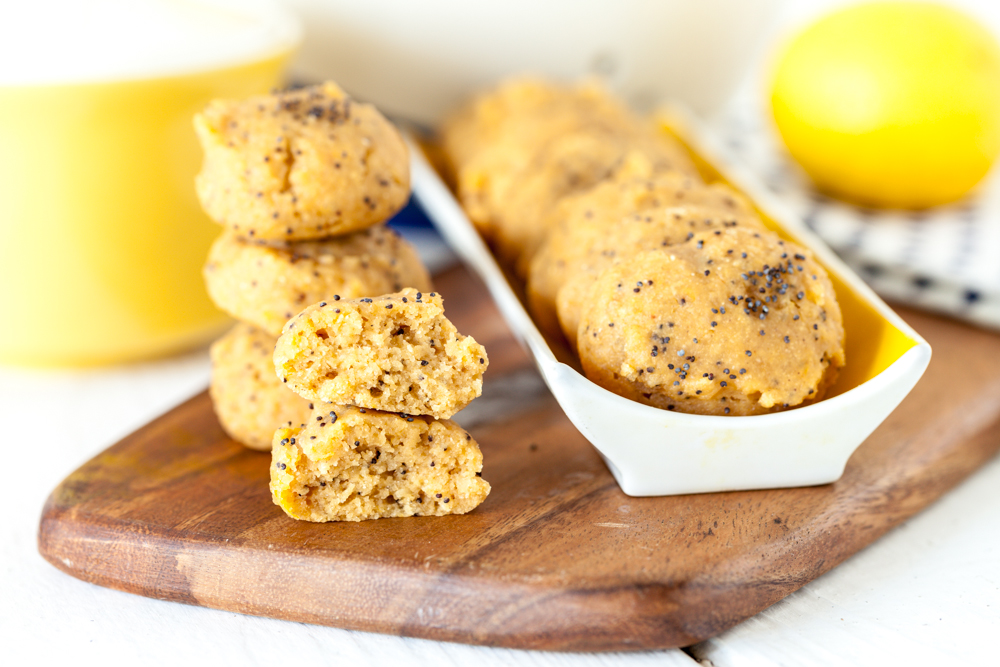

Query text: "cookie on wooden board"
[270, 404, 490, 522]
[274, 288, 488, 419]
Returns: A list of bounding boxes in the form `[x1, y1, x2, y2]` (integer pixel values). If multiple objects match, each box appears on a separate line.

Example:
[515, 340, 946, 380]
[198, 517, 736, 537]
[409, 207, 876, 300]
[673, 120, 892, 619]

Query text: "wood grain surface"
[38, 265, 1000, 652]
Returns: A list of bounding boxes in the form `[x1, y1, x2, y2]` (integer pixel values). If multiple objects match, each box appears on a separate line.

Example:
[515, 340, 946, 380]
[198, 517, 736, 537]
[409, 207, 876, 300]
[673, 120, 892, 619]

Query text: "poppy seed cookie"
[274, 288, 488, 419]
[526, 159, 755, 345]
[209, 323, 314, 450]
[270, 405, 490, 522]
[554, 204, 766, 348]
[441, 78, 696, 271]
[194, 82, 410, 242]
[204, 225, 432, 336]
[577, 227, 845, 416]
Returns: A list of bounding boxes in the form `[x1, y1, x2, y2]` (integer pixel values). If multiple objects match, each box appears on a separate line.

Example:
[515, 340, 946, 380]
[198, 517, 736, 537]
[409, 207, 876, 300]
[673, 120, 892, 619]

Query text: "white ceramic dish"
[281, 0, 783, 123]
[407, 112, 931, 497]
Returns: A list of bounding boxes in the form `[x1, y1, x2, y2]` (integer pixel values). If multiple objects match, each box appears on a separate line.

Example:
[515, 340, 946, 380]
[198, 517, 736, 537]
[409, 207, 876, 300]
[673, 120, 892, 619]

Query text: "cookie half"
[274, 289, 488, 419]
[270, 405, 490, 522]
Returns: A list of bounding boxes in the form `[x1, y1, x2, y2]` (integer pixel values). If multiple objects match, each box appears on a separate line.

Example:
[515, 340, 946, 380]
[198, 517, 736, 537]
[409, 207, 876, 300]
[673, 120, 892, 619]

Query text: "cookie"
[441, 78, 696, 270]
[270, 404, 490, 522]
[209, 323, 314, 450]
[442, 77, 630, 175]
[576, 227, 845, 415]
[274, 288, 488, 419]
[204, 225, 432, 336]
[527, 159, 755, 343]
[554, 204, 766, 347]
[194, 82, 410, 242]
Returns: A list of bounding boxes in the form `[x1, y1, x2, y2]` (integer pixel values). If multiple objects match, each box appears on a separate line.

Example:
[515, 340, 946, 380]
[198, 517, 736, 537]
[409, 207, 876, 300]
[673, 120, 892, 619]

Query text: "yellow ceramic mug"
[0, 1, 300, 366]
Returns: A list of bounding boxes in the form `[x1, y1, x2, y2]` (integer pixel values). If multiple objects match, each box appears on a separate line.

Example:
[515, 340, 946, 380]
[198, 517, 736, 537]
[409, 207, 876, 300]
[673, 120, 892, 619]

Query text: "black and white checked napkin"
[707, 100, 1000, 331]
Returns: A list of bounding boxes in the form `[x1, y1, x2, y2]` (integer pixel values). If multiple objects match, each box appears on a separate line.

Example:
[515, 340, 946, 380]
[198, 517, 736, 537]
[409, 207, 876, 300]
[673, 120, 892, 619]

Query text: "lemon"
[770, 2, 1000, 209]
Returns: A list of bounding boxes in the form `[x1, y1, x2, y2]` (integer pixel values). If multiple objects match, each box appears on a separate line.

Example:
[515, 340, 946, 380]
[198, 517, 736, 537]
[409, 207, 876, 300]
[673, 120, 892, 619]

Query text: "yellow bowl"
[0, 13, 298, 366]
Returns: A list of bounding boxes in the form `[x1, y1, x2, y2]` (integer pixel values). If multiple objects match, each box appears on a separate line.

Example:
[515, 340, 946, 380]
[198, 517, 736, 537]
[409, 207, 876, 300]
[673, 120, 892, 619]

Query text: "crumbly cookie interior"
[271, 405, 490, 522]
[274, 288, 488, 419]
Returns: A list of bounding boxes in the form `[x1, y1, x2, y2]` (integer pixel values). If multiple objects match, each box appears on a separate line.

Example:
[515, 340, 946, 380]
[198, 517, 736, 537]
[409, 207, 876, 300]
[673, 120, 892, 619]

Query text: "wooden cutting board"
[38, 265, 1000, 652]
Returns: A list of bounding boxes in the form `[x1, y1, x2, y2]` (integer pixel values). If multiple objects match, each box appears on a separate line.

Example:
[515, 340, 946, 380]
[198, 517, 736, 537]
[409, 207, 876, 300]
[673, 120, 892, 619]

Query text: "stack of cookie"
[193, 82, 432, 450]
[269, 288, 491, 522]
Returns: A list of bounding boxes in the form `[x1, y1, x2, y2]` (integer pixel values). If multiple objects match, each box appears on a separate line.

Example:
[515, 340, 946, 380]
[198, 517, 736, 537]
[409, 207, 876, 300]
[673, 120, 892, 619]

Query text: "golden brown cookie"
[526, 160, 755, 343]
[442, 77, 630, 176]
[270, 404, 490, 522]
[274, 289, 488, 419]
[195, 82, 410, 242]
[441, 78, 696, 270]
[209, 323, 314, 450]
[203, 225, 432, 337]
[554, 204, 766, 347]
[576, 227, 844, 415]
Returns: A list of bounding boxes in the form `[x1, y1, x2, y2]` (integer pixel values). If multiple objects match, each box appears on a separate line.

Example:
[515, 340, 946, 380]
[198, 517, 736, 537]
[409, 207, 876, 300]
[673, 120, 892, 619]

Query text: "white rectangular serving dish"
[407, 112, 931, 497]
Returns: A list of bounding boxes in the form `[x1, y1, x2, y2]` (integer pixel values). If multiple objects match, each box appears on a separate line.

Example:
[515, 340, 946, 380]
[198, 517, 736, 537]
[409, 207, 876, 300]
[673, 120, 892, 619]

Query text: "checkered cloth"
[708, 102, 1000, 331]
